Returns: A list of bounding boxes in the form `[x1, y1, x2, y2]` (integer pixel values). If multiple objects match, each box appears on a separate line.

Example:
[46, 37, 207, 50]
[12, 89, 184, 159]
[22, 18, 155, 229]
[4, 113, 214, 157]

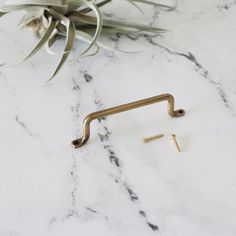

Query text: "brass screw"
[171, 134, 181, 152]
[142, 134, 164, 143]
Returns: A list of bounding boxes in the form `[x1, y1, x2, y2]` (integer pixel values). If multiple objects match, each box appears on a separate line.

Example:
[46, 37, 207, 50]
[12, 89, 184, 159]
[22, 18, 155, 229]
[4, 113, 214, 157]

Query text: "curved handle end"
[71, 138, 85, 148]
[173, 109, 185, 117]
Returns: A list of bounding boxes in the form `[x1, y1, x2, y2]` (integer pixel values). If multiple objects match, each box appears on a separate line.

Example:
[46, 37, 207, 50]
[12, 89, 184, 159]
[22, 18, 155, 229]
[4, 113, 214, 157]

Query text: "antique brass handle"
[72, 93, 185, 148]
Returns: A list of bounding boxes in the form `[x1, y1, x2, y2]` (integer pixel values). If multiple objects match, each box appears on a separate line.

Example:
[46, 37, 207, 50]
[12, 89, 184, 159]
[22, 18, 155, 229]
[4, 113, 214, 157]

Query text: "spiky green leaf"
[49, 19, 75, 80]
[18, 7, 44, 28]
[23, 16, 57, 61]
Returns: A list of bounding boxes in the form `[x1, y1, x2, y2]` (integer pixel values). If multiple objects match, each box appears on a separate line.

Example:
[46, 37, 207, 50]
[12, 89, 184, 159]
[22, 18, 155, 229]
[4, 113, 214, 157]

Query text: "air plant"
[0, 0, 174, 80]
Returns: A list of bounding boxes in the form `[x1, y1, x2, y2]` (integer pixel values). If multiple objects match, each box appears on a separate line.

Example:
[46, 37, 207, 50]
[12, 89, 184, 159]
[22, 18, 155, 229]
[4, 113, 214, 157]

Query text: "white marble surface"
[0, 0, 236, 235]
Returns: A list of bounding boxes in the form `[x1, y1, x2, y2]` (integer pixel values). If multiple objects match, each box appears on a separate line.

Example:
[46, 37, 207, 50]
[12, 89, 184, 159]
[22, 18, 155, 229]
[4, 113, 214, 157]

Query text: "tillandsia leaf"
[23, 16, 57, 61]
[0, 10, 7, 17]
[57, 29, 92, 47]
[46, 29, 59, 55]
[75, 30, 99, 53]
[126, 0, 144, 14]
[82, 25, 141, 34]
[1, 5, 44, 12]
[60, 28, 116, 54]
[70, 13, 167, 33]
[2, 0, 68, 14]
[75, 29, 115, 52]
[65, 0, 85, 12]
[77, 0, 103, 56]
[4, 0, 64, 7]
[49, 19, 75, 80]
[76, 29, 140, 54]
[0, 0, 174, 80]
[81, 0, 112, 13]
[18, 7, 44, 28]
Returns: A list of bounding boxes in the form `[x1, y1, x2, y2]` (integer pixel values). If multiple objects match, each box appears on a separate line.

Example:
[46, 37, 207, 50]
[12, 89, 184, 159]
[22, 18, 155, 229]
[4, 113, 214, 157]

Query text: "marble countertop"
[0, 0, 236, 235]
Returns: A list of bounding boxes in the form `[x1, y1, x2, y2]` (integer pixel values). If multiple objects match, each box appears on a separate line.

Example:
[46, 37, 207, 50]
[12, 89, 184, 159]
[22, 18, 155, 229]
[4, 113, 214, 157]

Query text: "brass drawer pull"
[72, 93, 185, 148]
